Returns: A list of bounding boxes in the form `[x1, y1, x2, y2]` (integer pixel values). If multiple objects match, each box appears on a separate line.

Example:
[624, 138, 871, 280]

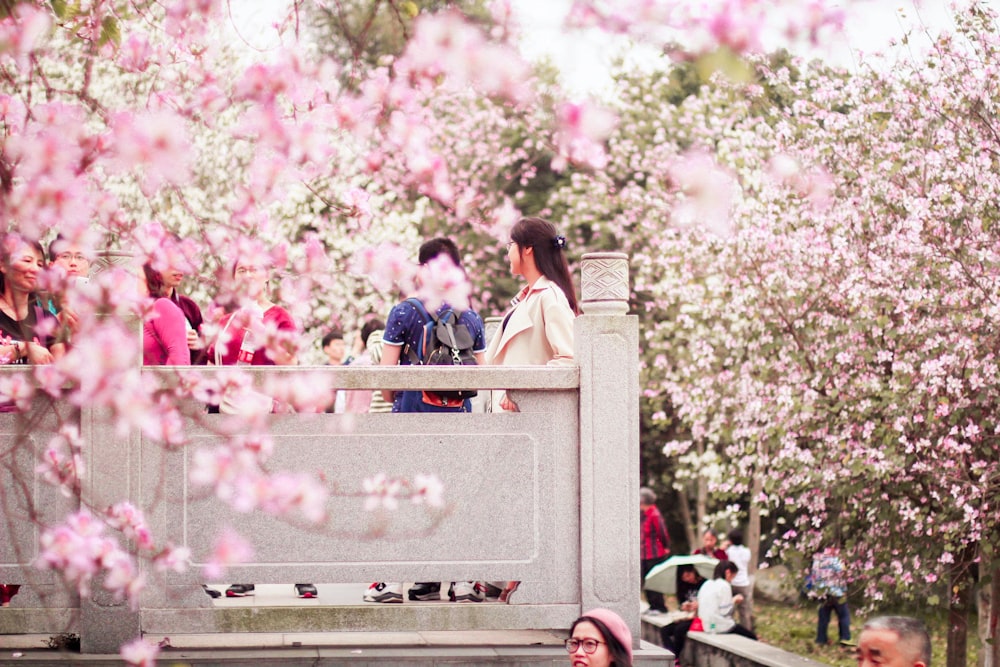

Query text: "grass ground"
[753, 600, 979, 667]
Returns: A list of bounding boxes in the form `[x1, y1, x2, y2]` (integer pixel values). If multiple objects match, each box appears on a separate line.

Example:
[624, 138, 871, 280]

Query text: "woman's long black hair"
[510, 217, 579, 314]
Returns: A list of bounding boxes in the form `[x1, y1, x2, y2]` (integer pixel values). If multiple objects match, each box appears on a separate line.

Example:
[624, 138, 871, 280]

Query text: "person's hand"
[733, 594, 745, 605]
[186, 329, 203, 350]
[24, 342, 53, 365]
[499, 392, 519, 412]
[57, 308, 80, 334]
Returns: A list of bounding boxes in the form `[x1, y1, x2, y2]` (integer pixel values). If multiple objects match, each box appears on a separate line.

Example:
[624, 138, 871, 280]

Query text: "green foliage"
[98, 14, 120, 48]
[755, 600, 978, 667]
[304, 0, 493, 83]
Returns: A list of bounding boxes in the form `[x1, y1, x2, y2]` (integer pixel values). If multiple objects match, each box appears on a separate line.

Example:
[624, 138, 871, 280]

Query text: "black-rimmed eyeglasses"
[565, 638, 605, 654]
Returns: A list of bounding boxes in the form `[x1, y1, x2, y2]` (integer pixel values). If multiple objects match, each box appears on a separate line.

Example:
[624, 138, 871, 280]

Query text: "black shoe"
[484, 582, 503, 600]
[203, 585, 221, 599]
[295, 583, 318, 599]
[226, 584, 255, 597]
[408, 582, 442, 601]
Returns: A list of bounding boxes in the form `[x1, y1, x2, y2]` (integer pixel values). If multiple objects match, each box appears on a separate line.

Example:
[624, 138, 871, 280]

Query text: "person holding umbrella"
[659, 564, 706, 661]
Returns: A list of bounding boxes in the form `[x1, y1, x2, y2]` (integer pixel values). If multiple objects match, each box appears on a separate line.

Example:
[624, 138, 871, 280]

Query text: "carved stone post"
[575, 252, 639, 646]
[79, 252, 142, 653]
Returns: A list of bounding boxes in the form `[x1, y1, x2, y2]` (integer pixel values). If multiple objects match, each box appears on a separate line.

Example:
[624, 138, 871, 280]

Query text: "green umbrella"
[644, 554, 719, 595]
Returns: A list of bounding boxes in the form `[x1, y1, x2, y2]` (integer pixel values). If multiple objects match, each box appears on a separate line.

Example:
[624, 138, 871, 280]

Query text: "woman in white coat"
[486, 216, 578, 600]
[487, 217, 577, 375]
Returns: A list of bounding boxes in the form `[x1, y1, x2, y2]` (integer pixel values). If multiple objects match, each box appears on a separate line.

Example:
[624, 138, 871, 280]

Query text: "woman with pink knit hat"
[565, 608, 633, 667]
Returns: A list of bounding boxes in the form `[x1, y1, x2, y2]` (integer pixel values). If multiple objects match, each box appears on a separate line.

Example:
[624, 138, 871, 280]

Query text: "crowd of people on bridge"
[0, 217, 578, 606]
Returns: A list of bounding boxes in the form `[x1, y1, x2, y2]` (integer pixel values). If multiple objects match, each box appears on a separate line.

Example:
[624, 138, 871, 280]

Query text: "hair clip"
[552, 235, 566, 250]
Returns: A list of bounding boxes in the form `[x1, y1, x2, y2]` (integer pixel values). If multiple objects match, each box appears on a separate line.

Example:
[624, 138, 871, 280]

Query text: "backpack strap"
[404, 297, 434, 365]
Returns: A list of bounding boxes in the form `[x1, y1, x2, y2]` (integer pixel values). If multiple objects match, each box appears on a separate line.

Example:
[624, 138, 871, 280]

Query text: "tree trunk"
[989, 561, 1000, 667]
[748, 473, 762, 576]
[677, 482, 697, 551]
[947, 550, 976, 667]
[978, 559, 988, 667]
[696, 441, 707, 531]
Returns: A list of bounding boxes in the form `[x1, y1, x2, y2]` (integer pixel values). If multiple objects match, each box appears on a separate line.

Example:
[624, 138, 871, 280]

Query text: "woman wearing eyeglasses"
[566, 608, 633, 667]
[487, 217, 578, 392]
[207, 256, 297, 367]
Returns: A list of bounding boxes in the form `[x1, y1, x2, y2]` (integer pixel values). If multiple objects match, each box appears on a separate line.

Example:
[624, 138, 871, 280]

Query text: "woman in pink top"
[141, 264, 191, 366]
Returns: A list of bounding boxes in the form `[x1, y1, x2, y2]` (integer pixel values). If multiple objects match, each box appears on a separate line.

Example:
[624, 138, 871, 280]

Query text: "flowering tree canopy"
[0, 0, 919, 662]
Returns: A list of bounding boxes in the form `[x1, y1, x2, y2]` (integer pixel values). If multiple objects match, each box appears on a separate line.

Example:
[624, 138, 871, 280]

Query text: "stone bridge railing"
[0, 252, 638, 655]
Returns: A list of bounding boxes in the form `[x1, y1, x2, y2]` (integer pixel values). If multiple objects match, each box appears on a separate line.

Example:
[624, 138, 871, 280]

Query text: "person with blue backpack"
[364, 237, 487, 604]
[377, 237, 486, 414]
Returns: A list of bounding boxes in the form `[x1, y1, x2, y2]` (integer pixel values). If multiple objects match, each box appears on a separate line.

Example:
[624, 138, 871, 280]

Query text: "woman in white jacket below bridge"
[697, 560, 758, 641]
[486, 216, 579, 602]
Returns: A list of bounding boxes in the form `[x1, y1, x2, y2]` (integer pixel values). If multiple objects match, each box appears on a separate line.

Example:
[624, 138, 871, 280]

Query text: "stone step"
[0, 632, 673, 665]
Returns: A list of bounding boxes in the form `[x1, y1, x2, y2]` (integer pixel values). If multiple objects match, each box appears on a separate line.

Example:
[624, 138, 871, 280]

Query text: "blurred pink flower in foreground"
[417, 254, 471, 312]
[349, 243, 417, 295]
[667, 149, 738, 237]
[203, 530, 254, 579]
[552, 101, 618, 171]
[120, 637, 160, 667]
[109, 110, 193, 195]
[0, 4, 52, 69]
[37, 510, 144, 602]
[363, 473, 403, 511]
[411, 474, 445, 508]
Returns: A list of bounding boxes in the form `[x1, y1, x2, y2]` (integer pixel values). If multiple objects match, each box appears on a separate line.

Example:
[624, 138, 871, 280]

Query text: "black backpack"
[405, 297, 478, 404]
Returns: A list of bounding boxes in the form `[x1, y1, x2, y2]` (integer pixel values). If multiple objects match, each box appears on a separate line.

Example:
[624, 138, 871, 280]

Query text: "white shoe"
[363, 582, 403, 603]
[452, 581, 485, 603]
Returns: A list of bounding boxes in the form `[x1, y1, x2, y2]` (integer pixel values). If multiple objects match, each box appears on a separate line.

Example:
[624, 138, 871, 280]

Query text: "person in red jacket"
[693, 528, 728, 561]
[640, 487, 670, 613]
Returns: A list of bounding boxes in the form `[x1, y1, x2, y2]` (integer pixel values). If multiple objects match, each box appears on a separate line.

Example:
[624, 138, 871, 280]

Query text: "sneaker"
[203, 585, 221, 599]
[452, 581, 486, 603]
[294, 583, 318, 599]
[483, 582, 504, 601]
[407, 582, 442, 601]
[225, 584, 255, 597]
[363, 582, 403, 603]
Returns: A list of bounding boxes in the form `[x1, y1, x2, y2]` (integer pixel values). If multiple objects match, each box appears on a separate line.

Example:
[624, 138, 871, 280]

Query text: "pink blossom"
[118, 33, 153, 72]
[109, 110, 193, 194]
[120, 637, 160, 667]
[152, 544, 191, 574]
[667, 149, 738, 237]
[0, 4, 52, 69]
[410, 474, 445, 508]
[553, 101, 617, 170]
[203, 530, 254, 579]
[416, 254, 471, 312]
[106, 503, 154, 550]
[348, 243, 417, 295]
[258, 472, 330, 524]
[36, 427, 85, 498]
[0, 372, 35, 411]
[103, 551, 146, 605]
[363, 473, 402, 512]
[399, 12, 531, 102]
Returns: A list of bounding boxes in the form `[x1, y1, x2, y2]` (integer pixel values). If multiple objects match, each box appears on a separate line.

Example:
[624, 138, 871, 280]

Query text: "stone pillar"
[575, 252, 640, 647]
[79, 251, 143, 653]
[79, 405, 141, 653]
